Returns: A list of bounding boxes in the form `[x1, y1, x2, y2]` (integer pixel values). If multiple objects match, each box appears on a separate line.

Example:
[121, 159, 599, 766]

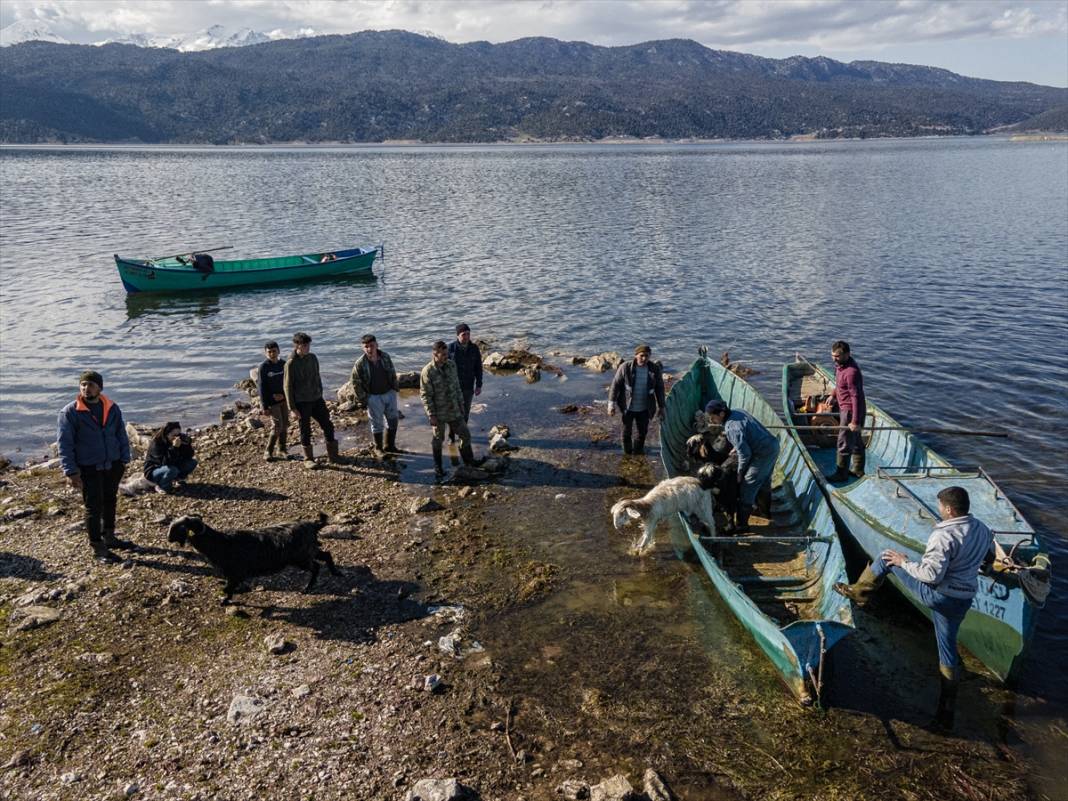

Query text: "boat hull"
[661, 354, 854, 704]
[781, 359, 1044, 682]
[115, 247, 378, 293]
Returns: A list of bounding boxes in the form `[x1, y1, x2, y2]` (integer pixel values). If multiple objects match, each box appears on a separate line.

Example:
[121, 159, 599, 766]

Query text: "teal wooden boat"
[661, 350, 854, 705]
[782, 357, 1047, 682]
[114, 245, 381, 293]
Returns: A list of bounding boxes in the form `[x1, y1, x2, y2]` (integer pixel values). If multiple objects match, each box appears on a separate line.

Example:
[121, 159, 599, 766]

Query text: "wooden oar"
[152, 245, 233, 261]
[766, 424, 1009, 438]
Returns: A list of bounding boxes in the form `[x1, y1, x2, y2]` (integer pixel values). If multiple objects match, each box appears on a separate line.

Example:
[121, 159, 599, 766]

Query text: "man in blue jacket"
[57, 371, 133, 562]
[704, 399, 780, 533]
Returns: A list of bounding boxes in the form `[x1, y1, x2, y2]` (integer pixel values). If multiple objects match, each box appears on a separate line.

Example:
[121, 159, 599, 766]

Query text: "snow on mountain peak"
[0, 19, 71, 47]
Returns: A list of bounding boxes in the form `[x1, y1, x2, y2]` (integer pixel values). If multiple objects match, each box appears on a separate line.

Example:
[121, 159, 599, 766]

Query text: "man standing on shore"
[827, 339, 866, 482]
[284, 332, 341, 465]
[608, 344, 666, 455]
[420, 340, 477, 479]
[447, 323, 483, 425]
[258, 341, 289, 461]
[57, 370, 133, 562]
[350, 334, 401, 456]
[834, 486, 994, 731]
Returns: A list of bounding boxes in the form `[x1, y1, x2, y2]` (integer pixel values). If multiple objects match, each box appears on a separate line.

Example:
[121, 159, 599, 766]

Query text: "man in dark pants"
[284, 332, 341, 465]
[57, 370, 133, 562]
[834, 486, 995, 731]
[258, 341, 289, 461]
[608, 344, 665, 455]
[447, 323, 483, 425]
[827, 339, 866, 482]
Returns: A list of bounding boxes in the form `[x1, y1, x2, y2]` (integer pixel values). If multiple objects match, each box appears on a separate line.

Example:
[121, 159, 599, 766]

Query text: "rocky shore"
[0, 350, 1045, 801]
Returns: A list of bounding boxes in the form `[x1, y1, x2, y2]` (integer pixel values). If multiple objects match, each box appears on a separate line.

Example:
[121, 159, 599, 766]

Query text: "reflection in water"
[125, 291, 223, 320]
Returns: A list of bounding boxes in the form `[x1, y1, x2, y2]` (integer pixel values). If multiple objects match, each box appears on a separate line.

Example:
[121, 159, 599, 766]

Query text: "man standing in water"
[284, 332, 341, 465]
[350, 334, 401, 456]
[827, 339, 866, 482]
[834, 486, 994, 732]
[608, 344, 666, 455]
[420, 340, 477, 480]
[704, 399, 780, 533]
[447, 323, 483, 425]
[258, 341, 289, 461]
[57, 370, 133, 563]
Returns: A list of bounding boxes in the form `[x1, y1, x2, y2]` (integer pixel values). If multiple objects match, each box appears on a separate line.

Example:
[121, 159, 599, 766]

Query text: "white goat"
[610, 476, 716, 556]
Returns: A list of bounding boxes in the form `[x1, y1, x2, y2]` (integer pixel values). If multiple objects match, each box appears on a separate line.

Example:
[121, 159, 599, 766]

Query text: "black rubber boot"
[102, 532, 137, 552]
[384, 427, 401, 453]
[302, 445, 316, 466]
[326, 439, 342, 464]
[634, 434, 646, 456]
[735, 504, 753, 534]
[622, 432, 633, 455]
[372, 432, 384, 455]
[928, 666, 960, 732]
[460, 444, 481, 467]
[850, 451, 867, 478]
[432, 443, 445, 481]
[826, 453, 850, 482]
[90, 539, 121, 564]
[833, 564, 885, 607]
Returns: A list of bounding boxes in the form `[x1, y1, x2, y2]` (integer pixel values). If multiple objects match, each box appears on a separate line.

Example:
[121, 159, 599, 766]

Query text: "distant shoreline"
[3, 132, 1059, 150]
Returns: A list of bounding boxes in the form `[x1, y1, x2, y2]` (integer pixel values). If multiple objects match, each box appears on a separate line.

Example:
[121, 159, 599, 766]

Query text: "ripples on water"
[1, 138, 1066, 706]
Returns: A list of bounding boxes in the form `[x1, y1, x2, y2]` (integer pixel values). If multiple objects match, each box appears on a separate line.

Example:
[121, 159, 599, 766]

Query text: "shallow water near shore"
[1, 138, 1066, 795]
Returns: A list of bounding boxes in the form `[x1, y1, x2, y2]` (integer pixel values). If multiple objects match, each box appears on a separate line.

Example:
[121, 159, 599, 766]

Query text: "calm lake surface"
[1, 138, 1066, 783]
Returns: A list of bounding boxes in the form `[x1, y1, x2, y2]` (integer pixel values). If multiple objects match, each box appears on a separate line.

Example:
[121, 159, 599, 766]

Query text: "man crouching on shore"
[57, 370, 134, 563]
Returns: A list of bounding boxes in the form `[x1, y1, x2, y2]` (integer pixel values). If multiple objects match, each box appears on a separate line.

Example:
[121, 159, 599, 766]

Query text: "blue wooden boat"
[114, 245, 381, 293]
[660, 350, 854, 705]
[782, 357, 1047, 682]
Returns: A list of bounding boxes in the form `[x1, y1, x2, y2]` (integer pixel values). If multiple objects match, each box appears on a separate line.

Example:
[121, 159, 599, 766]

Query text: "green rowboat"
[661, 350, 854, 705]
[115, 245, 381, 293]
[782, 357, 1047, 682]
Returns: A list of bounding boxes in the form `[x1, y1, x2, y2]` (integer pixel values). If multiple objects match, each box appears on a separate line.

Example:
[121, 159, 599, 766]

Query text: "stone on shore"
[10, 605, 61, 632]
[643, 769, 674, 801]
[226, 694, 266, 724]
[585, 352, 622, 372]
[590, 774, 637, 801]
[403, 777, 476, 801]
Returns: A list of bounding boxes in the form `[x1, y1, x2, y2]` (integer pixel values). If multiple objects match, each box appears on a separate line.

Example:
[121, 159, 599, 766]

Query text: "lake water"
[1, 138, 1067, 783]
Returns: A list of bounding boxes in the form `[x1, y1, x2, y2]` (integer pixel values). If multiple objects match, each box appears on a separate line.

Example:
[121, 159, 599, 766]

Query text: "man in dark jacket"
[350, 334, 400, 455]
[258, 341, 288, 461]
[608, 344, 666, 455]
[447, 323, 483, 423]
[284, 332, 340, 465]
[828, 340, 867, 482]
[56, 370, 133, 562]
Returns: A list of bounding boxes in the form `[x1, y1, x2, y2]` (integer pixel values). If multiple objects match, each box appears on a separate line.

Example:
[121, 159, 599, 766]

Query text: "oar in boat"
[766, 423, 1009, 438]
[151, 245, 234, 262]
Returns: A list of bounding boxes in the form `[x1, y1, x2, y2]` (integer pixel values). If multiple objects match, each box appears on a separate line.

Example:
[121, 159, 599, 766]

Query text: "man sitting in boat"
[320, 253, 337, 263]
[703, 399, 779, 534]
[833, 486, 994, 732]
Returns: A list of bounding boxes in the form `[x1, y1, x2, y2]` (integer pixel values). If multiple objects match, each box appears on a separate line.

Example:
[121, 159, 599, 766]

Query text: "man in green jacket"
[350, 334, 400, 456]
[420, 340, 476, 479]
[284, 332, 341, 465]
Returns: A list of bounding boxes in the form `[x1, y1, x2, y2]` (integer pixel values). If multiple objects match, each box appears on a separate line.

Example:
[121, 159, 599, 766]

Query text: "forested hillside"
[1, 30, 1064, 143]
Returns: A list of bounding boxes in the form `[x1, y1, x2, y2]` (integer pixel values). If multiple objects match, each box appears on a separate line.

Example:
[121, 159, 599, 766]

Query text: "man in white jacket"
[834, 485, 994, 731]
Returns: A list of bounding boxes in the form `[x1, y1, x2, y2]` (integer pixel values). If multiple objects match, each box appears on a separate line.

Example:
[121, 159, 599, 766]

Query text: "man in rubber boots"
[704, 399, 779, 533]
[284, 332, 341, 465]
[57, 370, 134, 562]
[420, 340, 477, 480]
[350, 334, 401, 456]
[834, 486, 995, 731]
[447, 322, 483, 427]
[827, 340, 867, 482]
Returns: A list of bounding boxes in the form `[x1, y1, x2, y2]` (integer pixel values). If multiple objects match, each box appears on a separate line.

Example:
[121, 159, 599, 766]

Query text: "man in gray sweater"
[834, 485, 994, 731]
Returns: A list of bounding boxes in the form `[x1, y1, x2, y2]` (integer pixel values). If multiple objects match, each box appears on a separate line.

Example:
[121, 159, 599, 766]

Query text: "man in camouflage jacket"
[420, 340, 476, 478]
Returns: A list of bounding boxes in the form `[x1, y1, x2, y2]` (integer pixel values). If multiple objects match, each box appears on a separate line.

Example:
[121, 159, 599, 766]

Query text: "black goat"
[167, 513, 341, 603]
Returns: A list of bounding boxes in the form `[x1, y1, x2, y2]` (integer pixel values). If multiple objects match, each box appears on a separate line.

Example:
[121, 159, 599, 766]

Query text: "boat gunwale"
[114, 247, 376, 277]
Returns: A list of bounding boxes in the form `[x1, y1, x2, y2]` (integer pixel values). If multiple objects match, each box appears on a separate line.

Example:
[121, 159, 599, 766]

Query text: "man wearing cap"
[608, 344, 666, 455]
[447, 323, 483, 425]
[704, 399, 780, 533]
[57, 371, 133, 562]
[350, 334, 401, 455]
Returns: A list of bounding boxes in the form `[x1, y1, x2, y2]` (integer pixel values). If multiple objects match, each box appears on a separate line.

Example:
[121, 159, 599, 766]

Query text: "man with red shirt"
[57, 371, 133, 562]
[828, 340, 867, 482]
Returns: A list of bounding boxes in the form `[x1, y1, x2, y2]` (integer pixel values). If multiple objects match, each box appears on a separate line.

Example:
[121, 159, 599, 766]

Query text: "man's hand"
[290, 409, 301, 420]
[881, 549, 908, 568]
[608, 405, 616, 417]
[848, 422, 860, 432]
[429, 415, 438, 428]
[67, 474, 82, 491]
[474, 387, 482, 397]
[273, 393, 284, 402]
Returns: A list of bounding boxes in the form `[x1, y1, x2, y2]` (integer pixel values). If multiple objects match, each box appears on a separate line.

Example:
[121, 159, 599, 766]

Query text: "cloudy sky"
[2, 0, 1066, 86]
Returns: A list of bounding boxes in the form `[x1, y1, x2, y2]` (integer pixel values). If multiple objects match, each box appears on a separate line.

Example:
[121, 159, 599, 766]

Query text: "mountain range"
[0, 19, 304, 50]
[1, 29, 1065, 144]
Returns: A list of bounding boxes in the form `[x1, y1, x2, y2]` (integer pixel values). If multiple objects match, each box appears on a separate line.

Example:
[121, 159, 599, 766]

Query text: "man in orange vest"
[57, 371, 133, 562]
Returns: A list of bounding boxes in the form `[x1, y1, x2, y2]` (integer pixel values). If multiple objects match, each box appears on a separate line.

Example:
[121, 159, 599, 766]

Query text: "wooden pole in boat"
[152, 245, 234, 261]
[766, 424, 1009, 438]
